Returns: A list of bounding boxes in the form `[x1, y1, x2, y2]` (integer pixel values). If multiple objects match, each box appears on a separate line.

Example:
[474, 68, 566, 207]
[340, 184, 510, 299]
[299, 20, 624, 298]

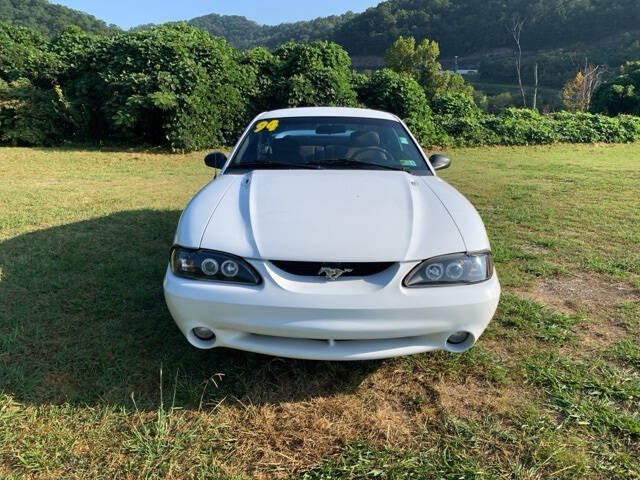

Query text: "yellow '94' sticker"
[254, 119, 279, 133]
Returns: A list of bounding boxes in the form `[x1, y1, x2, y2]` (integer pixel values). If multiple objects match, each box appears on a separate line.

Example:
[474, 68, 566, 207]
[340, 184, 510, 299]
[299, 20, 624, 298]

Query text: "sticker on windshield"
[399, 136, 409, 145]
[254, 119, 279, 133]
[400, 159, 417, 167]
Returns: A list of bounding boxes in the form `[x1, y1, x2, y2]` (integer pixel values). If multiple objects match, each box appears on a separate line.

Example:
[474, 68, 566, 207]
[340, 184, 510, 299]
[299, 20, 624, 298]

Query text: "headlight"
[403, 252, 494, 287]
[170, 247, 261, 285]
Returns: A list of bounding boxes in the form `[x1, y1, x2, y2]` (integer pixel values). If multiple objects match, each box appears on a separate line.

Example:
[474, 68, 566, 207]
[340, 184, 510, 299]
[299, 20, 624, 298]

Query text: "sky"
[53, 1, 381, 29]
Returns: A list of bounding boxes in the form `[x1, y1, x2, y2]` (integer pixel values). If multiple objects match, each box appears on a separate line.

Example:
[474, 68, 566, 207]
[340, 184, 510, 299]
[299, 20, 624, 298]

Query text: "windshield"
[228, 116, 432, 174]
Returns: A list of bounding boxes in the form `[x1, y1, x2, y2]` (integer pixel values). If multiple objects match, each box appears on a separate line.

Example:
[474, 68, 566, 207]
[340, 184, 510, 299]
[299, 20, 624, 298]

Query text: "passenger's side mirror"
[204, 151, 227, 170]
[429, 154, 451, 171]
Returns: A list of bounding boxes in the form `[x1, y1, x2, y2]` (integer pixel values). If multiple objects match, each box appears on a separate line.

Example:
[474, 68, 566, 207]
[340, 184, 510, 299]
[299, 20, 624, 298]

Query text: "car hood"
[196, 170, 466, 262]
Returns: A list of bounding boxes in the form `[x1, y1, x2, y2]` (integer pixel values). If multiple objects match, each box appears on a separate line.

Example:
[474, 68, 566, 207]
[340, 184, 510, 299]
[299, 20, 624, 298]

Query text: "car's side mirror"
[429, 154, 451, 171]
[204, 151, 227, 170]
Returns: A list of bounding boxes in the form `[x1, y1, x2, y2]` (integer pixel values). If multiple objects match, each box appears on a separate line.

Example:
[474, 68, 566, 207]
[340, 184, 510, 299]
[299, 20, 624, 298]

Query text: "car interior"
[269, 130, 391, 164]
[231, 118, 430, 171]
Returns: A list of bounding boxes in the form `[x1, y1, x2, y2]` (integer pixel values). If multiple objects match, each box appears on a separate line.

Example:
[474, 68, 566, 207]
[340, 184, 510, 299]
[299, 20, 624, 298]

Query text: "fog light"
[193, 327, 216, 341]
[447, 331, 470, 345]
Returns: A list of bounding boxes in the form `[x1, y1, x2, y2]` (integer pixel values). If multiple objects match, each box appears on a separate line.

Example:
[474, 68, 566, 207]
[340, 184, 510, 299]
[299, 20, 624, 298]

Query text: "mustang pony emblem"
[318, 267, 353, 281]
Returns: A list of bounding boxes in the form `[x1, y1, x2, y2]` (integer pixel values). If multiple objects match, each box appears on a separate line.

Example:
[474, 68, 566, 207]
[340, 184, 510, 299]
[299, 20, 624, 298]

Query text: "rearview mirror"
[316, 125, 347, 135]
[204, 151, 227, 170]
[429, 154, 451, 171]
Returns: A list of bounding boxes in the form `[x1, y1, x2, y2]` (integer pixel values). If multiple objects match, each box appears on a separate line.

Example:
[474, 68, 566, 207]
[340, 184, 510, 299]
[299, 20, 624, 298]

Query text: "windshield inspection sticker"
[399, 136, 409, 145]
[400, 159, 417, 167]
[255, 119, 280, 133]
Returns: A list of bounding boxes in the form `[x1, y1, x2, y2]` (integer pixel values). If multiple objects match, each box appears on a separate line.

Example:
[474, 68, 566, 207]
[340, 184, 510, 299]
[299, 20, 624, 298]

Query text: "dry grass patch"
[216, 365, 441, 477]
[436, 378, 535, 422]
[512, 274, 639, 354]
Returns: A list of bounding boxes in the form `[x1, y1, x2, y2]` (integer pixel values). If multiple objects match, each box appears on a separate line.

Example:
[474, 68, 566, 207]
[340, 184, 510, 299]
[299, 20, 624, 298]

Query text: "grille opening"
[271, 261, 395, 277]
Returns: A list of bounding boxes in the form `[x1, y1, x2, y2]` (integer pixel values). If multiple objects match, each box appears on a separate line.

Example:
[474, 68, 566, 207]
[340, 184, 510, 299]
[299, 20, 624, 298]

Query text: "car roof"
[255, 107, 400, 122]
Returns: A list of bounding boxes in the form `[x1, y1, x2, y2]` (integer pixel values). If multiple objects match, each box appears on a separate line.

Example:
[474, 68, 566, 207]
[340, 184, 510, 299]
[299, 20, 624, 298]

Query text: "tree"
[591, 61, 640, 115]
[384, 36, 471, 99]
[506, 15, 527, 107]
[563, 62, 605, 112]
[384, 36, 419, 77]
[356, 68, 439, 145]
[270, 41, 358, 108]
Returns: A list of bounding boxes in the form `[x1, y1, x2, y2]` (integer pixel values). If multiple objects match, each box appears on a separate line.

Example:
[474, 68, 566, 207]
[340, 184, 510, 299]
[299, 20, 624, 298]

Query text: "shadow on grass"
[0, 210, 380, 409]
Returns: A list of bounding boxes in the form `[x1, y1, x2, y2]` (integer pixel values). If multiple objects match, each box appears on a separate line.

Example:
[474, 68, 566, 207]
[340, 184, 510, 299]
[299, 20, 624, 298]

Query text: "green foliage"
[0, 78, 78, 145]
[430, 93, 495, 145]
[356, 69, 442, 144]
[269, 41, 358, 108]
[592, 61, 640, 116]
[487, 92, 515, 113]
[2, 19, 640, 150]
[0, 0, 119, 37]
[0, 21, 54, 82]
[384, 36, 473, 100]
[333, 0, 640, 58]
[239, 46, 277, 117]
[551, 111, 640, 143]
[189, 12, 355, 51]
[55, 24, 250, 151]
[357, 69, 430, 119]
[485, 108, 557, 145]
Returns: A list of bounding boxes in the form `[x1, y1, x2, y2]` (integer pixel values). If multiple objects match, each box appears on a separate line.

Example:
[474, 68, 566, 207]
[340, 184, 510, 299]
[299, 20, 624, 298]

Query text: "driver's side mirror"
[204, 151, 227, 170]
[429, 154, 451, 171]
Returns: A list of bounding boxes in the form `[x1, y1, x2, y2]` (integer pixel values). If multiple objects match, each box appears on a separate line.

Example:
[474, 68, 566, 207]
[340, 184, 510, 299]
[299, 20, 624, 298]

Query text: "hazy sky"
[53, 1, 381, 29]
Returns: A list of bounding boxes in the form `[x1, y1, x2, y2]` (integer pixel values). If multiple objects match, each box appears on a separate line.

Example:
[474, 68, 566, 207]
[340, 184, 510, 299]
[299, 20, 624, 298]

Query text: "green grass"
[0, 144, 639, 479]
[468, 80, 563, 109]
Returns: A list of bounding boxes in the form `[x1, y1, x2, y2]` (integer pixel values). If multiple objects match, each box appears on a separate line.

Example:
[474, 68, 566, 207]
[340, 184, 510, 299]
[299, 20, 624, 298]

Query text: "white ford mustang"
[164, 107, 501, 361]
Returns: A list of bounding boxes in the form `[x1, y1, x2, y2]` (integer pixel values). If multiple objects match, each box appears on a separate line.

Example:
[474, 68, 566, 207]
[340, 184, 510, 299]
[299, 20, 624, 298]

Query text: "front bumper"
[163, 260, 501, 361]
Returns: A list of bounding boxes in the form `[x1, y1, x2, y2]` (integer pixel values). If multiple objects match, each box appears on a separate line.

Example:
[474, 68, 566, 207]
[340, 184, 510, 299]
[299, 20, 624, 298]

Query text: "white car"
[164, 107, 501, 361]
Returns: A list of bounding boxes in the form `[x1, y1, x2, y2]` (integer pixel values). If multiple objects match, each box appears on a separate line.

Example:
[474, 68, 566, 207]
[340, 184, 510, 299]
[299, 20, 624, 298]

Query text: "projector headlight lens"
[170, 247, 261, 285]
[404, 253, 494, 288]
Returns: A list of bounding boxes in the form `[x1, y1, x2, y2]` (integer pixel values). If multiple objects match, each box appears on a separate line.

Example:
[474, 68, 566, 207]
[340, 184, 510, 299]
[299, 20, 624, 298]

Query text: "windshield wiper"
[308, 158, 410, 172]
[226, 161, 322, 171]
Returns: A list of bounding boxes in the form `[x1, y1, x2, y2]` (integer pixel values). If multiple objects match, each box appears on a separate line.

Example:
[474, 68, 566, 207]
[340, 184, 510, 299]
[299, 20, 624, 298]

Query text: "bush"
[357, 69, 429, 120]
[551, 111, 640, 143]
[53, 23, 251, 151]
[356, 69, 444, 144]
[430, 93, 496, 145]
[0, 78, 78, 145]
[483, 108, 557, 145]
[0, 21, 54, 83]
[269, 41, 357, 109]
[591, 62, 640, 116]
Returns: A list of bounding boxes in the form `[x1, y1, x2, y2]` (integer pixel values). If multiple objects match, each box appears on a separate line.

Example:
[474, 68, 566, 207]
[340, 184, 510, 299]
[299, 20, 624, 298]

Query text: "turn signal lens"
[404, 253, 494, 288]
[170, 247, 261, 285]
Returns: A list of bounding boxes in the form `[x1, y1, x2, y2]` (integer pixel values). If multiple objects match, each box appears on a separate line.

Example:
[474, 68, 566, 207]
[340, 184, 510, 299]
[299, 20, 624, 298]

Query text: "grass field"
[0, 144, 639, 479]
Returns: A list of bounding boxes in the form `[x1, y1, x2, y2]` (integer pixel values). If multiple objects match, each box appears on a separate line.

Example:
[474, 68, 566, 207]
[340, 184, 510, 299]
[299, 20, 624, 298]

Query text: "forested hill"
[190, 0, 640, 58]
[0, 0, 119, 37]
[188, 12, 355, 51]
[3, 0, 639, 59]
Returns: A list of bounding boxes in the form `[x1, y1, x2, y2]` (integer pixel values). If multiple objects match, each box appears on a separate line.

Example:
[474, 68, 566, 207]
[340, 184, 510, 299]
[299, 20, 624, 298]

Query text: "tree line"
[4, 0, 640, 100]
[1, 21, 639, 151]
